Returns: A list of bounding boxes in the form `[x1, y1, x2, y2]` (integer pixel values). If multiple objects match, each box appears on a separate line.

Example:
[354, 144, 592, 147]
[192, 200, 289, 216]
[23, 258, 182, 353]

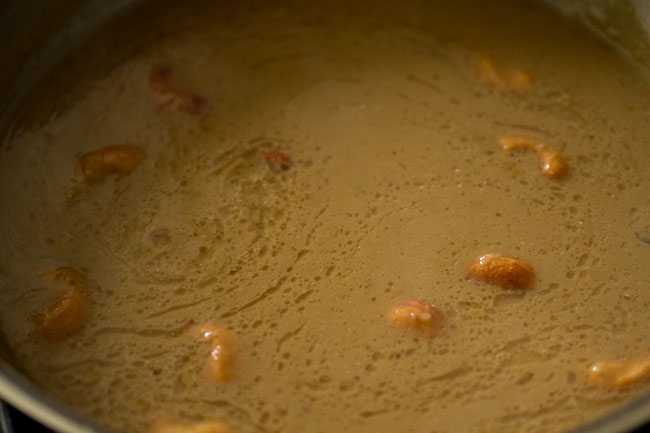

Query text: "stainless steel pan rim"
[0, 361, 110, 433]
[0, 400, 13, 433]
[570, 392, 650, 433]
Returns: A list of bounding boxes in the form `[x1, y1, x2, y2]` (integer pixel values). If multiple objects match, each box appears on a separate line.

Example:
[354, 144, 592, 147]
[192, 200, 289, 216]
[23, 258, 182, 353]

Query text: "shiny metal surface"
[0, 0, 141, 136]
[0, 360, 111, 433]
[0, 401, 13, 433]
[0, 1, 649, 432]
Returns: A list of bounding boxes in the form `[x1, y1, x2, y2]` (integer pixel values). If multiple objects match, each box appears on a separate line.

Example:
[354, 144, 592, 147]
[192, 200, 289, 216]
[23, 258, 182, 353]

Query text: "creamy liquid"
[1, 1, 650, 432]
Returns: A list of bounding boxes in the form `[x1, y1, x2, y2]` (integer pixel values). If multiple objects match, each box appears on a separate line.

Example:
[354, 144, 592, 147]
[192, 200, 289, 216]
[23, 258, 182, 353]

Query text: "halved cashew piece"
[78, 144, 144, 184]
[388, 299, 445, 337]
[499, 135, 568, 179]
[192, 323, 234, 384]
[263, 149, 293, 172]
[151, 420, 230, 433]
[149, 67, 206, 115]
[476, 56, 533, 91]
[587, 357, 650, 389]
[33, 267, 91, 339]
[469, 254, 535, 290]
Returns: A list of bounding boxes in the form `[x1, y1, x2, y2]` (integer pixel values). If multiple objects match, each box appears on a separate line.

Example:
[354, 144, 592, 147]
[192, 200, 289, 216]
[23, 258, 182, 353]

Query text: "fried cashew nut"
[78, 144, 144, 184]
[469, 254, 535, 290]
[388, 299, 445, 337]
[149, 67, 206, 115]
[476, 56, 533, 91]
[32, 267, 91, 339]
[587, 357, 650, 389]
[263, 149, 293, 172]
[192, 323, 234, 384]
[499, 135, 568, 179]
[151, 420, 231, 433]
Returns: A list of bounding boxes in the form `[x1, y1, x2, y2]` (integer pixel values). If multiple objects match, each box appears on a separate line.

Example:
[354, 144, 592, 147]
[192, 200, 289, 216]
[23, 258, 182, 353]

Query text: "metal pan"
[0, 1, 649, 432]
[0, 401, 14, 433]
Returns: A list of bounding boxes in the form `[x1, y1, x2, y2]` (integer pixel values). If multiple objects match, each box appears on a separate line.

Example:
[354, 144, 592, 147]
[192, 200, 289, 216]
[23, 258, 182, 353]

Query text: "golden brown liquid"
[1, 1, 650, 432]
